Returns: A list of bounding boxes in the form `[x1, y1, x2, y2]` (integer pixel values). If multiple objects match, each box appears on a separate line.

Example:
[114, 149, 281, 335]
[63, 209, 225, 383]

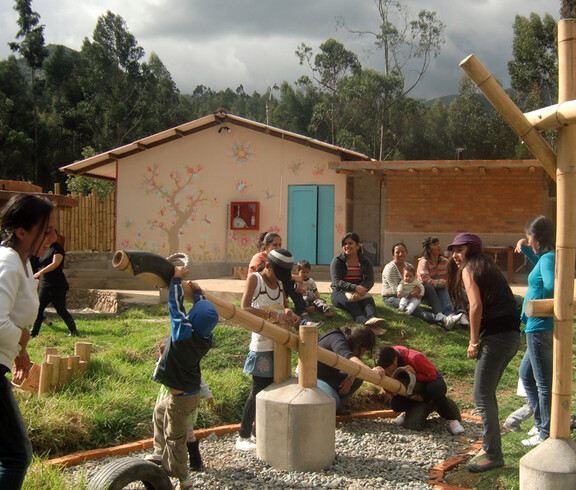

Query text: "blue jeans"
[317, 376, 363, 411]
[423, 284, 455, 316]
[519, 329, 553, 439]
[474, 330, 520, 462]
[0, 370, 32, 489]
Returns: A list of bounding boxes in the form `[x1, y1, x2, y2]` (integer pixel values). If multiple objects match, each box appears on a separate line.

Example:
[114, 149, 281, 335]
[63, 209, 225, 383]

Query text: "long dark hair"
[525, 216, 555, 254]
[0, 194, 54, 250]
[341, 325, 376, 355]
[447, 242, 501, 307]
[257, 231, 280, 252]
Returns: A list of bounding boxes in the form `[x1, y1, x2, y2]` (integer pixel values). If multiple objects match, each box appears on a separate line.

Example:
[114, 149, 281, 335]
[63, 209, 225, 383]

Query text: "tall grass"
[15, 296, 576, 489]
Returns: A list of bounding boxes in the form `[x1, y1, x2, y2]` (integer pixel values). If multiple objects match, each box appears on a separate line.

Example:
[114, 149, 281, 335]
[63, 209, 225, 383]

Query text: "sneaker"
[449, 420, 465, 435]
[178, 477, 194, 490]
[235, 436, 256, 451]
[459, 313, 470, 326]
[444, 313, 463, 330]
[522, 434, 545, 447]
[395, 412, 406, 426]
[527, 426, 539, 436]
[504, 419, 522, 432]
[144, 453, 162, 465]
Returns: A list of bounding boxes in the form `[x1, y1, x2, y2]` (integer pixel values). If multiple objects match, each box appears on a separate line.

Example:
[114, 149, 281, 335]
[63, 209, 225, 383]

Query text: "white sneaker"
[459, 314, 470, 326]
[522, 434, 545, 447]
[235, 436, 256, 451]
[449, 420, 465, 435]
[444, 313, 463, 330]
[527, 426, 539, 436]
[395, 412, 406, 425]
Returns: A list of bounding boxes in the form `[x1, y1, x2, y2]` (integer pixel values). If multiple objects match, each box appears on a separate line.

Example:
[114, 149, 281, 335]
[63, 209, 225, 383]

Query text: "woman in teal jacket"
[515, 215, 555, 447]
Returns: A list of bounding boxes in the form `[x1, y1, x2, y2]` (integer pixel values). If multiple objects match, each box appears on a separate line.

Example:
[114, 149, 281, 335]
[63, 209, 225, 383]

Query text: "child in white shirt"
[397, 264, 424, 315]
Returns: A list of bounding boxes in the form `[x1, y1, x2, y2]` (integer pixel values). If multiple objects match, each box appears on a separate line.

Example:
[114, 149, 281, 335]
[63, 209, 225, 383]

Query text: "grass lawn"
[14, 294, 576, 489]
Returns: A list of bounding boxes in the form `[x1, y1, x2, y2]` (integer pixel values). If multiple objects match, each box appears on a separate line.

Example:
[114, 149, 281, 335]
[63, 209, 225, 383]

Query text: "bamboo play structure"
[112, 249, 407, 397]
[12, 342, 92, 396]
[460, 16, 576, 488]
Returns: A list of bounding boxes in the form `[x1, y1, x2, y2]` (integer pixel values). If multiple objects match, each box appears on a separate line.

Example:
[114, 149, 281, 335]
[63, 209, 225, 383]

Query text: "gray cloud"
[0, 0, 557, 99]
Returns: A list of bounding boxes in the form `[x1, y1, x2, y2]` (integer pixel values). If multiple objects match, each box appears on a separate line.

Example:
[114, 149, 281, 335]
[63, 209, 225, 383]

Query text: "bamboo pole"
[58, 357, 70, 385]
[274, 323, 292, 383]
[525, 299, 555, 318]
[298, 324, 318, 388]
[68, 355, 80, 376]
[459, 54, 557, 179]
[44, 347, 58, 362]
[524, 100, 576, 131]
[550, 19, 576, 440]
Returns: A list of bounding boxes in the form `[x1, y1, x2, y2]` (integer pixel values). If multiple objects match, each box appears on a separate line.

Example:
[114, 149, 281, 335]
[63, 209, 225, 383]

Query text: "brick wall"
[385, 168, 548, 234]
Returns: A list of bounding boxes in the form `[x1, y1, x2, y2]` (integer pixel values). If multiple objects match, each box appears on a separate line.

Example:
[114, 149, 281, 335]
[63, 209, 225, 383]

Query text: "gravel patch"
[62, 416, 482, 489]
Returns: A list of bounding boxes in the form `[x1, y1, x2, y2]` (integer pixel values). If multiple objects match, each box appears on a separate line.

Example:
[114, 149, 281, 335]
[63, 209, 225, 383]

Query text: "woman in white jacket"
[0, 194, 56, 489]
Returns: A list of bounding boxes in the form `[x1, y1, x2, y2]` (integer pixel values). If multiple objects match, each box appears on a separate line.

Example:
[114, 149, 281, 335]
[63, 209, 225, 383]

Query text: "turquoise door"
[287, 185, 334, 265]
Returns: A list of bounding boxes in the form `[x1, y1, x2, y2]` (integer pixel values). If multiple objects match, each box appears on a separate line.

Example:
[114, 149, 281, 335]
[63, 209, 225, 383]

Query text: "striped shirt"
[417, 256, 448, 288]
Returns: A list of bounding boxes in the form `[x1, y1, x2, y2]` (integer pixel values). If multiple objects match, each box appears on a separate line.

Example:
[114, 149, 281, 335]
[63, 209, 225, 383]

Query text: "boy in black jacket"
[146, 266, 218, 489]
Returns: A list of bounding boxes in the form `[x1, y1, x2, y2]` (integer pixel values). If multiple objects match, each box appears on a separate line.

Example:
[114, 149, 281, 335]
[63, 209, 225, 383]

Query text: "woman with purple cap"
[446, 233, 520, 473]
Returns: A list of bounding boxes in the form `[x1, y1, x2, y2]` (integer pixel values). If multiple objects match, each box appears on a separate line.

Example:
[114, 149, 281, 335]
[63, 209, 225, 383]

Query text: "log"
[112, 250, 407, 396]
[38, 362, 53, 395]
[74, 342, 92, 363]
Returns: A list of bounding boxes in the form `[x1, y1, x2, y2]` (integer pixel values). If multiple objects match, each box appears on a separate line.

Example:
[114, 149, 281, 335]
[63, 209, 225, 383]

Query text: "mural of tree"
[141, 162, 209, 252]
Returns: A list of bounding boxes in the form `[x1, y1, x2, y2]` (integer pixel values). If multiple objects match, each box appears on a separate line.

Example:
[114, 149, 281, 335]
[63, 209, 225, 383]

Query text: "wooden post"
[38, 362, 53, 395]
[48, 354, 60, 389]
[298, 324, 318, 388]
[525, 299, 555, 318]
[68, 355, 80, 376]
[58, 357, 70, 386]
[274, 324, 292, 383]
[44, 347, 58, 362]
[74, 342, 92, 363]
[550, 19, 576, 440]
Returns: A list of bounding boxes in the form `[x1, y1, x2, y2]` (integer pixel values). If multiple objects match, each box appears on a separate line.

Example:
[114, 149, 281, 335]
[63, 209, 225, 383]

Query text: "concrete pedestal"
[256, 379, 336, 471]
[520, 438, 576, 489]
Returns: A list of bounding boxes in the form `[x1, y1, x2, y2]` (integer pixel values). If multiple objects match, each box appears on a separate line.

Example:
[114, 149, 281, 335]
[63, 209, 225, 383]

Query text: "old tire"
[85, 457, 173, 490]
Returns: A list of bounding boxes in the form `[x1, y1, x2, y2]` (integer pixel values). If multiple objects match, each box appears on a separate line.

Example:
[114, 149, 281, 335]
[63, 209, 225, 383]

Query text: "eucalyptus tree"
[9, 0, 48, 181]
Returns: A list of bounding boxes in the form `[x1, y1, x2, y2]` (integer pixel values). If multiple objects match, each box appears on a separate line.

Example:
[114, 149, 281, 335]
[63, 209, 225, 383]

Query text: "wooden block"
[47, 355, 61, 388]
[68, 355, 80, 375]
[59, 357, 70, 385]
[39, 362, 53, 395]
[78, 360, 89, 376]
[74, 342, 92, 362]
[13, 362, 41, 395]
[44, 347, 58, 362]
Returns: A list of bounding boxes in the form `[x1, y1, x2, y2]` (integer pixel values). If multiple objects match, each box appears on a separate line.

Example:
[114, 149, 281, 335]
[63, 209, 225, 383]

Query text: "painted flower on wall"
[263, 189, 274, 200]
[313, 164, 327, 177]
[235, 181, 251, 193]
[336, 223, 345, 235]
[229, 141, 255, 166]
[289, 159, 304, 175]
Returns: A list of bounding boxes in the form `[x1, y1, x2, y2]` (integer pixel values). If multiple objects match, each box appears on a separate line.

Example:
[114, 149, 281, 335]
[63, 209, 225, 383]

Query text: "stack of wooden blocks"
[13, 342, 92, 396]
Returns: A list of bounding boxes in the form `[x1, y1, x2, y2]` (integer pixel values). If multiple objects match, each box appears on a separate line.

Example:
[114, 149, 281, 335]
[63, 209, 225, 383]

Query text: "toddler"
[297, 260, 334, 317]
[396, 264, 424, 315]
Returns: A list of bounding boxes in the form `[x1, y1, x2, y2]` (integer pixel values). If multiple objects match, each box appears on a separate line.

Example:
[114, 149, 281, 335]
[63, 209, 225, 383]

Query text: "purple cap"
[447, 233, 483, 251]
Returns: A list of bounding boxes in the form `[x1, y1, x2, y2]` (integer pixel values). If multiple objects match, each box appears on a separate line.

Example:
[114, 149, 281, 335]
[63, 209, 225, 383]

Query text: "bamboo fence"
[56, 191, 115, 252]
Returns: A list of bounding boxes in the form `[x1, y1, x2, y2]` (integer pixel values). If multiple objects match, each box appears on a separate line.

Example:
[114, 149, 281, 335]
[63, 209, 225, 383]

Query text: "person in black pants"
[31, 237, 78, 337]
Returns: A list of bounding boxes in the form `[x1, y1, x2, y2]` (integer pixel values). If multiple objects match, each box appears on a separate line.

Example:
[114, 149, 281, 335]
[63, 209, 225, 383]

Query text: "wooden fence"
[56, 191, 115, 252]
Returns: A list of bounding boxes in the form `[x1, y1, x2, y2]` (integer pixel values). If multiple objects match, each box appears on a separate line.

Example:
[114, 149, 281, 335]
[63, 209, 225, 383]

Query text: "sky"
[0, 0, 556, 100]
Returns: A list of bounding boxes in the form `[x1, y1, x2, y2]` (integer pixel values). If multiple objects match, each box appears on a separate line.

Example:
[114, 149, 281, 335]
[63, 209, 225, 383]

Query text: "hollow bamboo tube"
[549, 19, 576, 440]
[48, 355, 60, 388]
[298, 324, 318, 388]
[274, 323, 292, 384]
[74, 342, 92, 363]
[78, 361, 89, 376]
[459, 54, 557, 179]
[38, 362, 53, 395]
